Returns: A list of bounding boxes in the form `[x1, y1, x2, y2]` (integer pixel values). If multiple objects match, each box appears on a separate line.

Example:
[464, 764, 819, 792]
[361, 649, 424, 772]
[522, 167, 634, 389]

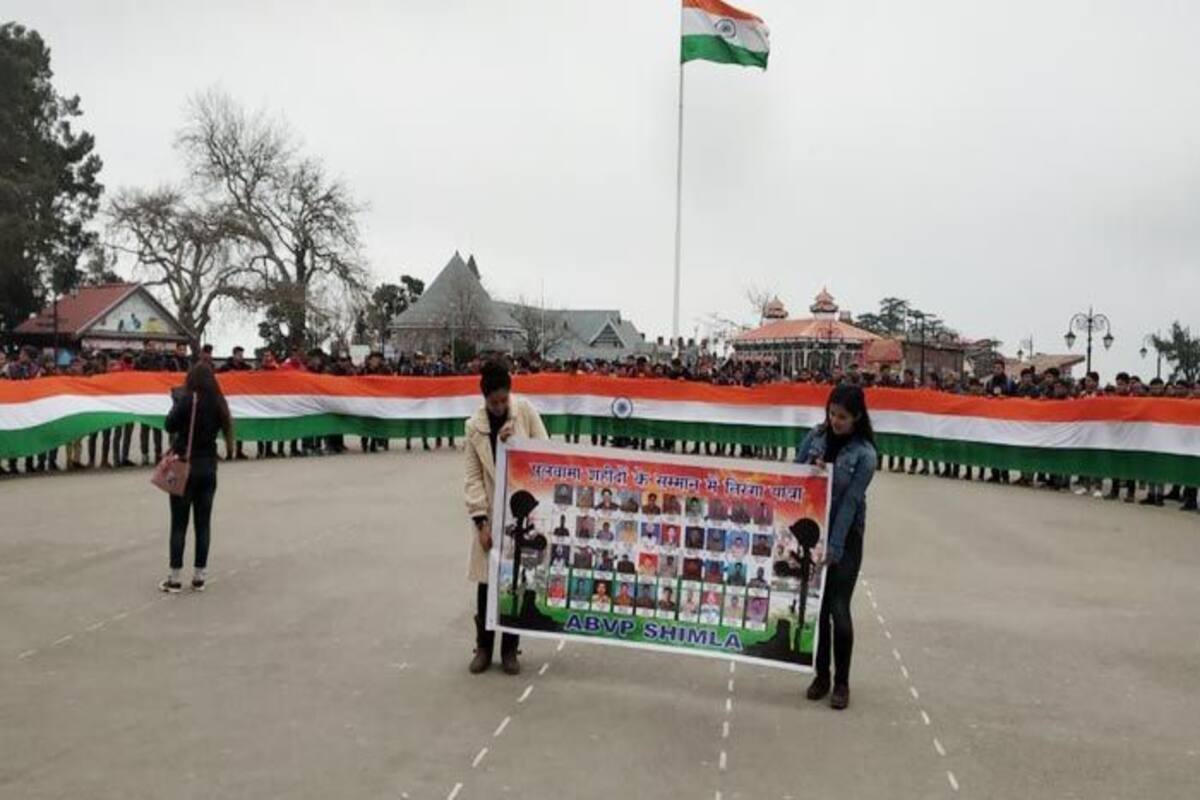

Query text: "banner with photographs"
[486, 438, 831, 672]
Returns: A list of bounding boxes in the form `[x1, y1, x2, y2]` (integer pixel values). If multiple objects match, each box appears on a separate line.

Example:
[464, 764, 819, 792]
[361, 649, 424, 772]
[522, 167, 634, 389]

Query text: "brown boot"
[830, 684, 850, 710]
[500, 649, 521, 676]
[469, 648, 492, 674]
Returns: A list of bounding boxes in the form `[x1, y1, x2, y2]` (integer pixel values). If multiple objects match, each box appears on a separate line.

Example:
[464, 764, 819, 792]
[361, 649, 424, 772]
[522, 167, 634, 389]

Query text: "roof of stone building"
[390, 252, 523, 333]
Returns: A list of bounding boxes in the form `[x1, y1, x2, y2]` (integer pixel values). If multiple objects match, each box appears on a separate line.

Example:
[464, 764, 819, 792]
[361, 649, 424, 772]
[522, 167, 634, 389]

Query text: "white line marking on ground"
[494, 716, 511, 738]
[892, 648, 902, 661]
[921, 709, 931, 726]
[884, 630, 892, 640]
[17, 649, 37, 660]
[446, 782, 463, 800]
[715, 791, 722, 800]
[718, 750, 727, 771]
[729, 661, 736, 674]
[85, 621, 105, 632]
[934, 738, 946, 757]
[725, 697, 733, 714]
[721, 720, 729, 739]
[472, 747, 488, 768]
[52, 634, 73, 646]
[556, 638, 565, 652]
[910, 686, 920, 700]
[728, 679, 734, 692]
[538, 662, 549, 676]
[517, 685, 533, 703]
[948, 771, 959, 791]
[876, 614, 886, 625]
[900, 665, 910, 680]
[111, 611, 129, 621]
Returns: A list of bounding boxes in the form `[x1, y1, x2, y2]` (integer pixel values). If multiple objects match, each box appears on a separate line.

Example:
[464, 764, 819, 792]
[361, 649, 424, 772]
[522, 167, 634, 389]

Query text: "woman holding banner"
[464, 360, 548, 676]
[795, 384, 877, 710]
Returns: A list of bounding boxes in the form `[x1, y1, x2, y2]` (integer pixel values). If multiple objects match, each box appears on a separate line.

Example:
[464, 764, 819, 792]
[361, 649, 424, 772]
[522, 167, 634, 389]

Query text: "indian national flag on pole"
[681, 0, 770, 69]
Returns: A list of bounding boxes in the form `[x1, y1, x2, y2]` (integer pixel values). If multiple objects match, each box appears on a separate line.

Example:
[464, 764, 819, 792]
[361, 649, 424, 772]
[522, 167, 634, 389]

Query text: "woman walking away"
[464, 359, 548, 675]
[795, 384, 877, 710]
[159, 363, 235, 593]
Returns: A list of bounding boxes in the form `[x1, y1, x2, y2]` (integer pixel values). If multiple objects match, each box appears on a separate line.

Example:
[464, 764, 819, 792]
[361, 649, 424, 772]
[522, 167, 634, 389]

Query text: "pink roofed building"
[731, 289, 900, 376]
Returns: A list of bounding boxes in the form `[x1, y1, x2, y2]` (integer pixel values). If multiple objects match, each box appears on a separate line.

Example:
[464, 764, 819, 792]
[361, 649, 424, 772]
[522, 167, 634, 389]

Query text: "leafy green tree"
[0, 23, 103, 334]
[79, 246, 122, 286]
[362, 276, 424, 348]
[1152, 321, 1200, 382]
[857, 297, 911, 336]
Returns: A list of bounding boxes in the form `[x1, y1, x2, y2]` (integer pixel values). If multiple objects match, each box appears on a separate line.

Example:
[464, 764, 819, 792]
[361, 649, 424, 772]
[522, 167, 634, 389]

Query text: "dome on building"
[763, 296, 788, 320]
[810, 288, 838, 315]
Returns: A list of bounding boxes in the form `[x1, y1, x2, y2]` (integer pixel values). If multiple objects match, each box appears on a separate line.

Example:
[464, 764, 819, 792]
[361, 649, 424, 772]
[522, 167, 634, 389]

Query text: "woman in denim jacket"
[794, 384, 877, 709]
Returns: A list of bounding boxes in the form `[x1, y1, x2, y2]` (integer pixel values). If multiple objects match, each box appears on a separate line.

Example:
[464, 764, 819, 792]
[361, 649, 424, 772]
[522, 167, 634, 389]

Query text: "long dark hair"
[825, 384, 875, 446]
[185, 363, 234, 445]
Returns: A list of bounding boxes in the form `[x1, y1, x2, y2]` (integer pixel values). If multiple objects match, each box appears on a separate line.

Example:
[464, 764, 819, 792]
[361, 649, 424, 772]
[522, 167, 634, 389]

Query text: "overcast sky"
[11, 0, 1200, 377]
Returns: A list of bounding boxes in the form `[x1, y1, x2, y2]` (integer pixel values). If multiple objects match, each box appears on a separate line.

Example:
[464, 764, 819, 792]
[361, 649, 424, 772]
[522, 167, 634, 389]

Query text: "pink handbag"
[151, 393, 196, 496]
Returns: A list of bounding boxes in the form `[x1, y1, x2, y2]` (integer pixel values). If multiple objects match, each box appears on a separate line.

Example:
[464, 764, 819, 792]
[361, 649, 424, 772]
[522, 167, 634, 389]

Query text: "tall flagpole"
[671, 61, 685, 349]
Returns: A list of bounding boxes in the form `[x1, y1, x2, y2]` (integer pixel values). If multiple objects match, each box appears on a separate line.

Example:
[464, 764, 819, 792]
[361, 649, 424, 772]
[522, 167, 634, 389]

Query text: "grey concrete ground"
[2, 445, 1198, 799]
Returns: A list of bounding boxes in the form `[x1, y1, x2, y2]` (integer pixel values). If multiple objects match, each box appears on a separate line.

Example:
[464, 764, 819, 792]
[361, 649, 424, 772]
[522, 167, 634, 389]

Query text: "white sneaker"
[1092, 490, 1104, 498]
[1073, 488, 1088, 496]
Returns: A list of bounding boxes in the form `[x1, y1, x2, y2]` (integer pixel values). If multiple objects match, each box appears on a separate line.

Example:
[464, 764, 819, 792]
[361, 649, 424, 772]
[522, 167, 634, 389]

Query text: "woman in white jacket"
[464, 360, 548, 675]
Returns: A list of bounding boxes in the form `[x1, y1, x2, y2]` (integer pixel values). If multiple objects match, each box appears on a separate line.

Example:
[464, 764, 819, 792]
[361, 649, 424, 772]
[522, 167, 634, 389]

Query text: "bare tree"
[436, 277, 488, 362]
[745, 284, 779, 324]
[700, 312, 750, 357]
[508, 295, 568, 359]
[107, 186, 250, 346]
[176, 89, 367, 347]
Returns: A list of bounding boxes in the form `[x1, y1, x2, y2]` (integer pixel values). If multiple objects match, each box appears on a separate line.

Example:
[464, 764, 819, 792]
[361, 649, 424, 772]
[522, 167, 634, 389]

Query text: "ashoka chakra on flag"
[681, 0, 770, 69]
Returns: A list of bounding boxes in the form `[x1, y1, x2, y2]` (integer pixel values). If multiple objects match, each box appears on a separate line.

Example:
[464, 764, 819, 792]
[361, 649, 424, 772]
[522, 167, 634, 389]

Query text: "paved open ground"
[3, 444, 1199, 799]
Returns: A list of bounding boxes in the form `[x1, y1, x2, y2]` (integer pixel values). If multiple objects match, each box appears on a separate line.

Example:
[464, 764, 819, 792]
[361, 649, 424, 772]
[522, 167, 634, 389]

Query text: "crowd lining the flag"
[2, 342, 1197, 513]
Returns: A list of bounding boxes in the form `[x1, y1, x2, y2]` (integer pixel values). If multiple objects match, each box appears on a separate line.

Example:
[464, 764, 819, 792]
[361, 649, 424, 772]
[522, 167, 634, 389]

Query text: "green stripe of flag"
[2, 411, 1196, 484]
[682, 34, 769, 68]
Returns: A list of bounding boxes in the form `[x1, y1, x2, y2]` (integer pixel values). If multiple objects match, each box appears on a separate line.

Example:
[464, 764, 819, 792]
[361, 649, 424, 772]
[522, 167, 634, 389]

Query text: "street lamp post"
[1064, 307, 1113, 375]
[1017, 335, 1034, 364]
[1139, 334, 1162, 380]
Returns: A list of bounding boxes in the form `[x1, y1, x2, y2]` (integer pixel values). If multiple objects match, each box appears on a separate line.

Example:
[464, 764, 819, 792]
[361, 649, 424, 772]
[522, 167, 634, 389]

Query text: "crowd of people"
[1, 342, 1197, 513]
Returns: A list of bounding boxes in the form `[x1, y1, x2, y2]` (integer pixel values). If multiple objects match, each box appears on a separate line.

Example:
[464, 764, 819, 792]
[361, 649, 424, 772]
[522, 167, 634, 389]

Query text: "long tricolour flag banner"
[2, 373, 1199, 483]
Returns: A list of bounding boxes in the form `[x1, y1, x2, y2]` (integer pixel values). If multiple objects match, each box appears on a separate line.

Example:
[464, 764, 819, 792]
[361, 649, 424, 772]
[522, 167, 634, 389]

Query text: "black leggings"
[815, 542, 862, 687]
[169, 459, 218, 570]
[475, 582, 519, 655]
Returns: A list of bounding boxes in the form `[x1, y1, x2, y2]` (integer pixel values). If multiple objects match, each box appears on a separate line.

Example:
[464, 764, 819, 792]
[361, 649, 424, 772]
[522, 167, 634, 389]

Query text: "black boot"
[806, 674, 831, 701]
[830, 684, 850, 710]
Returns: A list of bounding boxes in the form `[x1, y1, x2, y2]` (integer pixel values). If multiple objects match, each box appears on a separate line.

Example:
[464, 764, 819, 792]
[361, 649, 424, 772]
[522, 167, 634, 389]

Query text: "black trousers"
[475, 582, 518, 655]
[815, 539, 863, 687]
[119, 423, 134, 463]
[169, 458, 218, 570]
[139, 424, 163, 461]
